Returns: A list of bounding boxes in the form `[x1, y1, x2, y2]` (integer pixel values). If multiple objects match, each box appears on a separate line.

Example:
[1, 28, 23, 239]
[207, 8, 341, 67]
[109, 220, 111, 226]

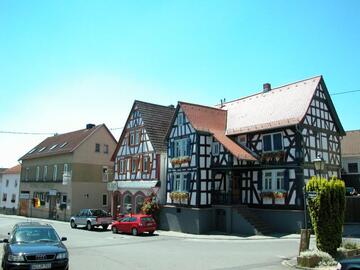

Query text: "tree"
[306, 176, 346, 256]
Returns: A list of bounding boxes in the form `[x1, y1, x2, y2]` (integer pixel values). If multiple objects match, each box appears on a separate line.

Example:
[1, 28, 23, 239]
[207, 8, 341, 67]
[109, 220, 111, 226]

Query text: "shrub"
[306, 176, 346, 257]
[298, 249, 337, 267]
[341, 240, 359, 250]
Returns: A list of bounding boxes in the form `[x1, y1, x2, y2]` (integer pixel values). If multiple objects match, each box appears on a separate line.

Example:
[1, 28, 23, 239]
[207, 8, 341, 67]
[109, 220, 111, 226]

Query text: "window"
[135, 195, 144, 213]
[173, 173, 190, 192]
[2, 193, 7, 202]
[11, 194, 16, 203]
[102, 166, 108, 182]
[50, 144, 58, 150]
[263, 133, 283, 152]
[177, 113, 184, 126]
[135, 130, 141, 145]
[53, 165, 58, 181]
[119, 159, 124, 174]
[123, 194, 132, 213]
[28, 148, 37, 154]
[43, 166, 48, 180]
[38, 147, 46, 152]
[174, 138, 191, 157]
[131, 158, 137, 173]
[14, 180, 18, 188]
[6, 179, 9, 187]
[262, 170, 285, 191]
[212, 142, 220, 156]
[64, 164, 69, 174]
[25, 168, 30, 181]
[143, 156, 150, 172]
[95, 143, 100, 152]
[348, 163, 359, 173]
[129, 131, 135, 145]
[36, 166, 40, 181]
[60, 142, 68, 148]
[237, 135, 247, 146]
[104, 144, 109, 154]
[61, 194, 67, 204]
[102, 194, 108, 206]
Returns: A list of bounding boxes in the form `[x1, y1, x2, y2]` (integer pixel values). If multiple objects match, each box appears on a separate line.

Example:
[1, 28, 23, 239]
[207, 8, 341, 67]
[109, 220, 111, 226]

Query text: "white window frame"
[174, 138, 189, 157]
[135, 130, 141, 145]
[262, 132, 283, 152]
[36, 166, 40, 181]
[103, 144, 109, 154]
[119, 159, 124, 174]
[174, 173, 188, 192]
[102, 166, 109, 182]
[143, 156, 150, 172]
[53, 165, 58, 181]
[212, 142, 220, 156]
[262, 170, 285, 192]
[131, 158, 137, 173]
[43, 166, 48, 180]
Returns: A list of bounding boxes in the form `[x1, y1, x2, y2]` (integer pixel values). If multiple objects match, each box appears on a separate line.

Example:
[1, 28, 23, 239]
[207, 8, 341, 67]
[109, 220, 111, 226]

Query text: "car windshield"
[12, 227, 60, 244]
[91, 209, 109, 217]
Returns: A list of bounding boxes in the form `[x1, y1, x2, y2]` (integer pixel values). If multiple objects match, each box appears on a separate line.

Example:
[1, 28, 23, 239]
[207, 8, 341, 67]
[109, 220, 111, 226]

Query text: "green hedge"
[306, 176, 346, 256]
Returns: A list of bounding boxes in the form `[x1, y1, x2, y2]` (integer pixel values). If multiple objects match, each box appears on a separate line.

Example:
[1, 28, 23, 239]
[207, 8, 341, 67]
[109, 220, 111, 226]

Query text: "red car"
[111, 214, 157, 236]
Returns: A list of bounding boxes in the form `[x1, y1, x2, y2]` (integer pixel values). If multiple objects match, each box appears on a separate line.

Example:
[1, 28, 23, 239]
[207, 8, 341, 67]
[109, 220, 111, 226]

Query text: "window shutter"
[187, 138, 191, 156]
[284, 169, 290, 190]
[170, 141, 174, 158]
[186, 173, 191, 191]
[258, 171, 263, 191]
[169, 174, 174, 191]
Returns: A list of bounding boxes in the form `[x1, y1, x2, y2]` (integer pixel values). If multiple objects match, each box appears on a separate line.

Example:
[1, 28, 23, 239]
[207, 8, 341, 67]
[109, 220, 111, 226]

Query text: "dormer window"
[263, 132, 283, 152]
[60, 142, 67, 148]
[38, 147, 46, 152]
[28, 148, 37, 154]
[50, 144, 58, 150]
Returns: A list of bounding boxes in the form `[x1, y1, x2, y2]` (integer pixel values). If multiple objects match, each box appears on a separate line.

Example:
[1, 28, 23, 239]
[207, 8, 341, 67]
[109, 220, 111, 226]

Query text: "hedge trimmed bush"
[306, 176, 346, 256]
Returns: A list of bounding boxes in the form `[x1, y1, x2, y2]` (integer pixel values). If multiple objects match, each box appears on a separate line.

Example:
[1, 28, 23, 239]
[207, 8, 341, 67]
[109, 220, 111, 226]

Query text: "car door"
[118, 217, 129, 232]
[128, 217, 138, 233]
[77, 209, 87, 226]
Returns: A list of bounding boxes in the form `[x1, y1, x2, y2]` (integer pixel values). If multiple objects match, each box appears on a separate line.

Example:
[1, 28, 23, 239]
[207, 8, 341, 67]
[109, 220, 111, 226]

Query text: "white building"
[0, 165, 21, 212]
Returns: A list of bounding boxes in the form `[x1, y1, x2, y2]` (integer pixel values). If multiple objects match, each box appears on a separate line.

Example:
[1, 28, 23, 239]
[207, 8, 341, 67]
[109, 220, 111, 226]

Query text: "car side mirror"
[61, 237, 67, 242]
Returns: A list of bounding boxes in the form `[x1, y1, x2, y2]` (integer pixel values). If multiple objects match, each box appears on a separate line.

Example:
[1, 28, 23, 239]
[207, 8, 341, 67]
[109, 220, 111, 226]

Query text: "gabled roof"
[3, 164, 21, 174]
[19, 124, 114, 161]
[179, 102, 257, 161]
[341, 130, 360, 157]
[111, 100, 175, 160]
[220, 75, 344, 135]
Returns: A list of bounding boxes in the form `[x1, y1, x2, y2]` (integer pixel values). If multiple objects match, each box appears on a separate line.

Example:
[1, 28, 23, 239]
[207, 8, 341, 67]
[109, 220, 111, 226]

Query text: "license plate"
[31, 263, 52, 270]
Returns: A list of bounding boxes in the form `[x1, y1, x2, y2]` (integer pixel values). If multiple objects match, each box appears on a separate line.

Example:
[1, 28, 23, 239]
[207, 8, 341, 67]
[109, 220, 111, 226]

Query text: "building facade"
[0, 165, 21, 214]
[162, 76, 345, 234]
[341, 130, 360, 190]
[19, 124, 117, 221]
[110, 101, 175, 216]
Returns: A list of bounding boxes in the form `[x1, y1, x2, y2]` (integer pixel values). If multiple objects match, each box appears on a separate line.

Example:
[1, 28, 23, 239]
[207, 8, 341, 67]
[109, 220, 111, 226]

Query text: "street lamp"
[313, 154, 325, 178]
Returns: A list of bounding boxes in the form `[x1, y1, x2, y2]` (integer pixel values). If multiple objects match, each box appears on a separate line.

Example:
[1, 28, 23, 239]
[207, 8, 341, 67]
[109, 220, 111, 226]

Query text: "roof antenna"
[220, 98, 226, 108]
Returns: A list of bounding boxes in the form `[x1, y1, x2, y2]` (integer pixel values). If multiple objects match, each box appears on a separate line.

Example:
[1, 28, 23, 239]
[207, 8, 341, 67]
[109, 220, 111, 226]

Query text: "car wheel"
[131, 228, 138, 236]
[102, 224, 108, 231]
[70, 220, 77, 229]
[148, 231, 154, 235]
[111, 226, 118, 234]
[86, 222, 93, 231]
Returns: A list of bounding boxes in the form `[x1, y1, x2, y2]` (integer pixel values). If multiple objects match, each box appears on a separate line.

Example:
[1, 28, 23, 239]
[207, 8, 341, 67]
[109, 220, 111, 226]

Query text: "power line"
[330, 89, 360, 96]
[0, 131, 55, 135]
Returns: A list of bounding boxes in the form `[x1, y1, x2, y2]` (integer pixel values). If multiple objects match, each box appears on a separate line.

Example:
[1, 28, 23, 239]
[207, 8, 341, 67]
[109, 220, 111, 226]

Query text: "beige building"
[18, 124, 117, 221]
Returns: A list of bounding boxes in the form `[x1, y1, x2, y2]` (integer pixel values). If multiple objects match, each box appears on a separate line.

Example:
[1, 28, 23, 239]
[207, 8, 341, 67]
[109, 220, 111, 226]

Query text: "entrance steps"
[235, 205, 272, 235]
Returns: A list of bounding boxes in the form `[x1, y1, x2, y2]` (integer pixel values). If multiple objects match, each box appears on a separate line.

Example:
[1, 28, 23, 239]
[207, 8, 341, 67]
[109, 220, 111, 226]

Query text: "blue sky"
[0, 1, 359, 167]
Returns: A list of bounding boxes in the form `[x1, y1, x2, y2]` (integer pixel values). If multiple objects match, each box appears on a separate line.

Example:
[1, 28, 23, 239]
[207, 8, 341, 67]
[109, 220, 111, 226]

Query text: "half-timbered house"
[110, 100, 175, 216]
[162, 76, 345, 234]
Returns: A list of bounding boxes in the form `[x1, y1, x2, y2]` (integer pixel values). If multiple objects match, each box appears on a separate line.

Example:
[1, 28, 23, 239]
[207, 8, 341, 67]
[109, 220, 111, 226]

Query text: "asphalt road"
[0, 214, 302, 270]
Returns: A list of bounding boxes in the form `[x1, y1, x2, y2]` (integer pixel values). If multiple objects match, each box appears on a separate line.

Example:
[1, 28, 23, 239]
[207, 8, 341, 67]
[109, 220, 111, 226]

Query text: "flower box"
[297, 255, 321, 268]
[170, 192, 189, 202]
[170, 156, 191, 167]
[260, 190, 287, 199]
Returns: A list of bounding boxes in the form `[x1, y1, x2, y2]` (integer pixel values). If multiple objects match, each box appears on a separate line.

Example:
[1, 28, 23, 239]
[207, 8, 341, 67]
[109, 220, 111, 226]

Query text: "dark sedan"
[1, 222, 68, 270]
[337, 257, 360, 270]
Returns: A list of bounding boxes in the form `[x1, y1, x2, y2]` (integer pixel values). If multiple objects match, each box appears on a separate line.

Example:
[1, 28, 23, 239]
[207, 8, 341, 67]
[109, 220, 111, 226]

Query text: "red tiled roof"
[19, 124, 115, 161]
[180, 102, 257, 161]
[3, 164, 21, 174]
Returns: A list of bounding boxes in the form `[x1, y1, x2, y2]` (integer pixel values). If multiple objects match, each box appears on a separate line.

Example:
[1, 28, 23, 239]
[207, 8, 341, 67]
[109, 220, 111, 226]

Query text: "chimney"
[86, 124, 95, 129]
[263, 83, 271, 92]
[168, 105, 175, 108]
